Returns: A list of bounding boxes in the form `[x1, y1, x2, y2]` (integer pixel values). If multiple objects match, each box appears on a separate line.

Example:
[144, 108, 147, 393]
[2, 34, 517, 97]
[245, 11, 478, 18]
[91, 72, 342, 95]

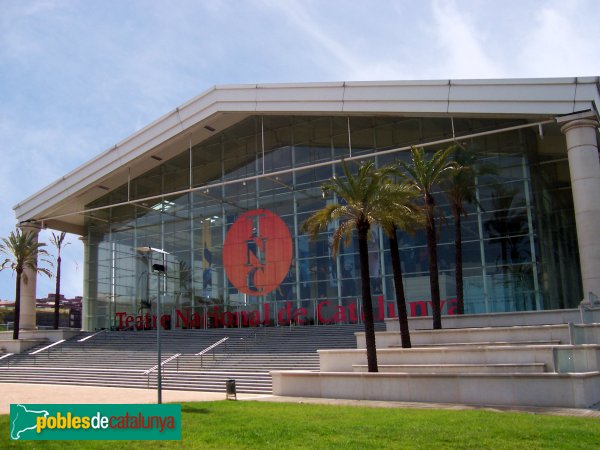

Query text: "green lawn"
[2, 401, 599, 449]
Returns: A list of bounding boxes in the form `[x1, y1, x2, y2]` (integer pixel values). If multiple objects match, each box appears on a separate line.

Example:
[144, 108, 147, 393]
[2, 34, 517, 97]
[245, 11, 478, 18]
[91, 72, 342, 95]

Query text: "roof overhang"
[13, 77, 600, 235]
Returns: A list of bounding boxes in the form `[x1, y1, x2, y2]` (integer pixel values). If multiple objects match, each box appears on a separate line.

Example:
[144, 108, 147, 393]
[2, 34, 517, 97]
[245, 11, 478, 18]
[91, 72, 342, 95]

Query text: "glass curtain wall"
[84, 115, 581, 330]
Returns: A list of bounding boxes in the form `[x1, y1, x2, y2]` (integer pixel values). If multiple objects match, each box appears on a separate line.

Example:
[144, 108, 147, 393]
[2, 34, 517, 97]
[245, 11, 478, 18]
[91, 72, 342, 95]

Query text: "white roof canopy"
[14, 77, 600, 234]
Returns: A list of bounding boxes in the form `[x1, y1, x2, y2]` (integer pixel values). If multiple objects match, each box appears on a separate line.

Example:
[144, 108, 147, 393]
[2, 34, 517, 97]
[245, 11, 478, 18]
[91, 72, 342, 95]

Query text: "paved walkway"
[0, 383, 264, 415]
[1, 383, 599, 418]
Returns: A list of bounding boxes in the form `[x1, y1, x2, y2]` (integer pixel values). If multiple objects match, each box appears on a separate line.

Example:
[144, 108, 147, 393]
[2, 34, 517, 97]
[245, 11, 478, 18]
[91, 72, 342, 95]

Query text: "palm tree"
[400, 146, 456, 329]
[0, 229, 52, 339]
[442, 145, 495, 315]
[374, 169, 424, 348]
[49, 231, 69, 329]
[302, 160, 384, 372]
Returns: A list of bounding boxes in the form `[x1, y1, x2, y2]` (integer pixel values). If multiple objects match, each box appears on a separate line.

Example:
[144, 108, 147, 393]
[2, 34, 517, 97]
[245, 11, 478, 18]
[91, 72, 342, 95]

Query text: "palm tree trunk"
[454, 207, 465, 315]
[13, 270, 22, 340]
[53, 255, 61, 329]
[426, 194, 442, 329]
[357, 220, 378, 372]
[388, 225, 411, 348]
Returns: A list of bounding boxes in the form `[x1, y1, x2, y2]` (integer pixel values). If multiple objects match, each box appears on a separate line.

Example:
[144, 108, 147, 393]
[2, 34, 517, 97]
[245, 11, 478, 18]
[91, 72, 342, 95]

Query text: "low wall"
[0, 330, 79, 343]
[572, 324, 600, 345]
[352, 363, 546, 374]
[271, 370, 600, 408]
[318, 345, 600, 373]
[0, 339, 46, 354]
[356, 324, 572, 349]
[385, 309, 581, 332]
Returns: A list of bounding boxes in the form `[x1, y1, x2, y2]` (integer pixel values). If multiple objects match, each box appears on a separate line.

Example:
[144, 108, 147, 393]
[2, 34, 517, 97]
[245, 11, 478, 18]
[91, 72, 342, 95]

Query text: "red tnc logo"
[223, 209, 293, 295]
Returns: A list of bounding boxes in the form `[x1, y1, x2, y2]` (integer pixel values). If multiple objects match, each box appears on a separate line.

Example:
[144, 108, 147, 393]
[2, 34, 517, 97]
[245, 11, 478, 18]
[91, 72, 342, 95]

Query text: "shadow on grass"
[181, 406, 210, 414]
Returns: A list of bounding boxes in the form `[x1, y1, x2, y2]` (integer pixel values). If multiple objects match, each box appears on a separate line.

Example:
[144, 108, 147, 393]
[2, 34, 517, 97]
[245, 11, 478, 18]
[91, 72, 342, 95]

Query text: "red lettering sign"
[114, 298, 458, 330]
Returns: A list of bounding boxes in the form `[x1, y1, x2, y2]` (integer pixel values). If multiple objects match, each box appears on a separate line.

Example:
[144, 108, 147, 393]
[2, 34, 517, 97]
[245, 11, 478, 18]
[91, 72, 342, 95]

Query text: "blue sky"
[0, 0, 599, 299]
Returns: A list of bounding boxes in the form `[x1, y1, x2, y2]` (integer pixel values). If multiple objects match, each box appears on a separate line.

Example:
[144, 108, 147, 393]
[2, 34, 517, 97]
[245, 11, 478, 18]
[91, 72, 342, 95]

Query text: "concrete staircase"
[0, 323, 383, 394]
[272, 310, 600, 408]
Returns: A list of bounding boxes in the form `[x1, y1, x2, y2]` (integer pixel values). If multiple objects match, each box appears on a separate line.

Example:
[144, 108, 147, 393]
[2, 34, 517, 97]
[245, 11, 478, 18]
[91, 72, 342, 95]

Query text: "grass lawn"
[2, 400, 599, 449]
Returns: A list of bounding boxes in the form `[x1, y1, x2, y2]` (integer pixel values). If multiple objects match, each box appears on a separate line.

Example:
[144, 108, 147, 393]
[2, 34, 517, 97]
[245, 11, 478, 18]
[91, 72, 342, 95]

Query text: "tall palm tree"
[302, 161, 384, 372]
[0, 229, 52, 339]
[49, 231, 69, 329]
[374, 169, 424, 348]
[442, 145, 495, 315]
[401, 146, 456, 329]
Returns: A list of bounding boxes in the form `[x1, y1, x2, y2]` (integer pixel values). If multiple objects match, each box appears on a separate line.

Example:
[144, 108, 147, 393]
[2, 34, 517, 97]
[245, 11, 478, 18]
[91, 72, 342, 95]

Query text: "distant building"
[12, 77, 600, 331]
[36, 294, 83, 309]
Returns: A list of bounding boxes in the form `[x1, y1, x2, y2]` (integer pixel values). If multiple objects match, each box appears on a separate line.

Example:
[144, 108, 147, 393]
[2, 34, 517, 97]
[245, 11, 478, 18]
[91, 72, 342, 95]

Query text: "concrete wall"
[385, 309, 581, 332]
[357, 324, 572, 349]
[271, 370, 600, 408]
[0, 330, 79, 343]
[318, 346, 600, 373]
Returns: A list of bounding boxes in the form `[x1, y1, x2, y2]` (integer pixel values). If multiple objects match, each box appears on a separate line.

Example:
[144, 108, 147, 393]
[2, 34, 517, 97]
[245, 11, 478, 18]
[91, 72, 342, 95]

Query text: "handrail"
[78, 329, 107, 342]
[145, 353, 182, 389]
[195, 337, 229, 368]
[144, 353, 182, 375]
[0, 353, 14, 366]
[29, 340, 65, 355]
[195, 337, 229, 356]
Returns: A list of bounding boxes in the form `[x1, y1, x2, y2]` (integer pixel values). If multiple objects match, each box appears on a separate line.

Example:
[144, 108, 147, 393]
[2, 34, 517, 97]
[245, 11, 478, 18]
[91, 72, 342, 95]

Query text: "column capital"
[560, 117, 599, 135]
[17, 221, 42, 234]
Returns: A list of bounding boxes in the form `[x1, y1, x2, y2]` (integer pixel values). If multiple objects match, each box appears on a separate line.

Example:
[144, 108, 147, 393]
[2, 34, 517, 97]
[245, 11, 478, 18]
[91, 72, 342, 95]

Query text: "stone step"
[358, 324, 574, 349]
[0, 323, 383, 393]
[404, 340, 562, 348]
[271, 370, 600, 408]
[318, 344, 600, 373]
[384, 309, 581, 331]
[0, 369, 273, 393]
[352, 363, 547, 374]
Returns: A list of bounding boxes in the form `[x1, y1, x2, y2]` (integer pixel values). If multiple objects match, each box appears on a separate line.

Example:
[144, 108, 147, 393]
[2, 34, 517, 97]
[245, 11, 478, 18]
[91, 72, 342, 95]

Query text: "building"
[13, 78, 600, 331]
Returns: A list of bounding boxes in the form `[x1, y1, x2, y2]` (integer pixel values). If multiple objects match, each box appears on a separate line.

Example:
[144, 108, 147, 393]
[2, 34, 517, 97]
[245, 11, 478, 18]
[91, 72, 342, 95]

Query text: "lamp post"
[135, 246, 168, 404]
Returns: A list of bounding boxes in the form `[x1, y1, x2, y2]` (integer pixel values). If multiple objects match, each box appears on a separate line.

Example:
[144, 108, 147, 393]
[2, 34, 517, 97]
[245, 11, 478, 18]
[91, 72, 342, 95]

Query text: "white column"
[560, 113, 600, 302]
[17, 222, 41, 330]
[79, 236, 91, 331]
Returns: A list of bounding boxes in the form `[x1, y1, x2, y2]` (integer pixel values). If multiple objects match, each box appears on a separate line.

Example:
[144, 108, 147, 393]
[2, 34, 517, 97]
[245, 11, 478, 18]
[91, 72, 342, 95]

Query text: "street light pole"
[156, 258, 162, 405]
[135, 246, 168, 405]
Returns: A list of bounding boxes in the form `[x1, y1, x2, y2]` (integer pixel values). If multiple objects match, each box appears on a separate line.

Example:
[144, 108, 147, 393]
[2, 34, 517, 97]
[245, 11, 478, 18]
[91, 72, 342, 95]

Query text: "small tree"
[401, 146, 456, 329]
[0, 229, 52, 339]
[49, 231, 70, 329]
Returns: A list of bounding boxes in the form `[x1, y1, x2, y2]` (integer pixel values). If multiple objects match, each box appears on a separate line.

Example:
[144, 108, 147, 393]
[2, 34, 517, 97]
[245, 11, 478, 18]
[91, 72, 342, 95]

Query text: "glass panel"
[84, 115, 580, 329]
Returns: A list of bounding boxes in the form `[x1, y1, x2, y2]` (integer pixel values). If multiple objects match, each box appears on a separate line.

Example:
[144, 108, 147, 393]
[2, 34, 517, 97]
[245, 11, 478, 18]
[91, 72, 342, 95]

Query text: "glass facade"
[84, 115, 582, 330]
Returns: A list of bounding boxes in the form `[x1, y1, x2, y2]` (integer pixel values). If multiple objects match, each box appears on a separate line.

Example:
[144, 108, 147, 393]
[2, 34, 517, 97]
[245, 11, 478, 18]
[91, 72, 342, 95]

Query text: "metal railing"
[0, 353, 14, 367]
[144, 353, 182, 388]
[78, 329, 107, 343]
[195, 337, 229, 367]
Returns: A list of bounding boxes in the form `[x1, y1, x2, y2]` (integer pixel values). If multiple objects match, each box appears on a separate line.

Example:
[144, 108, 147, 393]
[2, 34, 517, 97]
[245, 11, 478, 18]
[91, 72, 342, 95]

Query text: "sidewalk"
[0, 383, 263, 415]
[1, 383, 599, 418]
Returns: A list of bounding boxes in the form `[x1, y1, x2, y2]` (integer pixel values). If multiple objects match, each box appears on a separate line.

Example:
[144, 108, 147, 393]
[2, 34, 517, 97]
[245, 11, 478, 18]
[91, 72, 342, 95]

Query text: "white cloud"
[519, 0, 599, 77]
[257, 0, 364, 78]
[428, 0, 505, 79]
